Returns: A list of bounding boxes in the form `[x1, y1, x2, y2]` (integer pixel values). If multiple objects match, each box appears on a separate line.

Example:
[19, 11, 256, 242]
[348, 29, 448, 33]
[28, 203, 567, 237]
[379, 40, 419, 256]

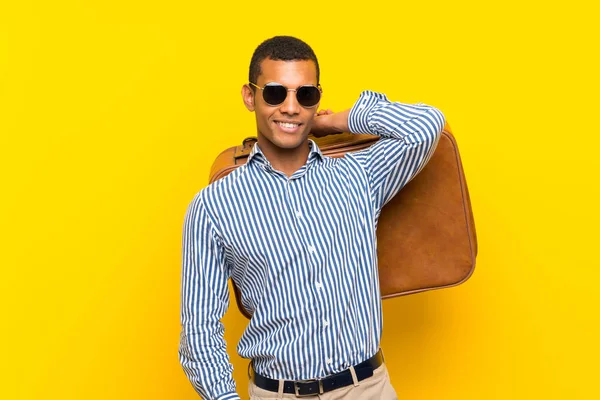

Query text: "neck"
[257, 137, 311, 177]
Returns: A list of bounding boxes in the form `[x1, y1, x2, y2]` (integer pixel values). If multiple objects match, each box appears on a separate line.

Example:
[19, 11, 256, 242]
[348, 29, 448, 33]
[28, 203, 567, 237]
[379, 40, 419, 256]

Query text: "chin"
[263, 128, 310, 150]
[272, 134, 307, 149]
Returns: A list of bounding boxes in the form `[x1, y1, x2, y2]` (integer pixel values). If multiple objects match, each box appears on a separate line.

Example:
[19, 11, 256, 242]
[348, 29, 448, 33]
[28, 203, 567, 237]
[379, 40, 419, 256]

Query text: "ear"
[241, 84, 255, 112]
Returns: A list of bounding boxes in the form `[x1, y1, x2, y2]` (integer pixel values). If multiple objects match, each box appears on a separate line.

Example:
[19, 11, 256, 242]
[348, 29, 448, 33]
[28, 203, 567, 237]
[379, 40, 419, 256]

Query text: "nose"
[279, 89, 300, 115]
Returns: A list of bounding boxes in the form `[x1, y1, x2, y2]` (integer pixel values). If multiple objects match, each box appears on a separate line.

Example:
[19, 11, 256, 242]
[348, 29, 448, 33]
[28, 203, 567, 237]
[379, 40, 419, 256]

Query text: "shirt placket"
[284, 174, 331, 378]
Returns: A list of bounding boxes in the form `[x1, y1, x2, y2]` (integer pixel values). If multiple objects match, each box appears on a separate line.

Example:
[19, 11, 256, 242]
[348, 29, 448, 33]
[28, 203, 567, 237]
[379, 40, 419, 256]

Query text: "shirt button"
[308, 245, 316, 253]
[326, 358, 332, 365]
[323, 319, 329, 327]
[315, 282, 323, 289]
[296, 210, 302, 218]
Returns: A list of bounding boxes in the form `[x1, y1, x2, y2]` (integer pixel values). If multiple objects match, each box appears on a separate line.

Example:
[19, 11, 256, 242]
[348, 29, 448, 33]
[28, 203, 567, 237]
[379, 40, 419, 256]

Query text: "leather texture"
[208, 123, 477, 320]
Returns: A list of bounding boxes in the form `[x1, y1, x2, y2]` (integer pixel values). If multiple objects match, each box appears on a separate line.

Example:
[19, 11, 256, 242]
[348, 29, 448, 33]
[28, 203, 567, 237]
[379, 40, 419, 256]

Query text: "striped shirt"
[179, 90, 445, 400]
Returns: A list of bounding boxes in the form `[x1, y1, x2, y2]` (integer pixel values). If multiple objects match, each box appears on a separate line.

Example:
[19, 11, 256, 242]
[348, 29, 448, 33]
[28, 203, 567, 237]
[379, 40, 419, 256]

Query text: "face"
[242, 58, 319, 154]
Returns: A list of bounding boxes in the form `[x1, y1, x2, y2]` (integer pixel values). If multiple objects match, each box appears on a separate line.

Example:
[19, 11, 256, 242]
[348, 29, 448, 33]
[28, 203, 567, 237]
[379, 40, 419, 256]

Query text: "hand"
[316, 109, 334, 116]
[310, 109, 346, 138]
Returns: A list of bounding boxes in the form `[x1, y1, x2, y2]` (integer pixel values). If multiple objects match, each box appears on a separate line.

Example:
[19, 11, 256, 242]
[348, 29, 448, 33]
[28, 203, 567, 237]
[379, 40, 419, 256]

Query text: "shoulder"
[204, 164, 249, 197]
[312, 153, 370, 188]
[188, 164, 250, 216]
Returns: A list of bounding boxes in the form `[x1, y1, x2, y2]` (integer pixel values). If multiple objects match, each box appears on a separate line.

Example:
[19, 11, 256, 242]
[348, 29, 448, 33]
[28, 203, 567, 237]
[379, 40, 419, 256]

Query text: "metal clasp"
[293, 379, 323, 397]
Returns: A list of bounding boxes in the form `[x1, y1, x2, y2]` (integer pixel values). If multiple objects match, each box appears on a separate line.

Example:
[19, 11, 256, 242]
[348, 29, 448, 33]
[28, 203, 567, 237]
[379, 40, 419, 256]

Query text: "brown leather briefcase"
[209, 123, 477, 319]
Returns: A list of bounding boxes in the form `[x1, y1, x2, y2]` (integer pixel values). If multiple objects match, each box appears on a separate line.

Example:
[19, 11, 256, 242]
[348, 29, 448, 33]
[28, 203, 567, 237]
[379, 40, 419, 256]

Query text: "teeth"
[277, 122, 299, 128]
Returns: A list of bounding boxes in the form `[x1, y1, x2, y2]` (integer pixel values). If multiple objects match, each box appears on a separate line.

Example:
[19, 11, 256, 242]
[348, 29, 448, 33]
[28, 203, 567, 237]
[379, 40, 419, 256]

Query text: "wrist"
[332, 109, 351, 132]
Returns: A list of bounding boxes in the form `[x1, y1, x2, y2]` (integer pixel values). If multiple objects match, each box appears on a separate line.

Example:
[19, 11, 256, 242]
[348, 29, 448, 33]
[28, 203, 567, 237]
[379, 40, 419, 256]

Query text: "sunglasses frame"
[249, 82, 322, 108]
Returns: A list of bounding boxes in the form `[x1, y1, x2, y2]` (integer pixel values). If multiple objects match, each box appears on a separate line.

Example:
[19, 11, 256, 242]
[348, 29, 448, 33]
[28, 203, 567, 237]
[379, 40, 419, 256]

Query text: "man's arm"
[179, 192, 240, 400]
[313, 90, 445, 212]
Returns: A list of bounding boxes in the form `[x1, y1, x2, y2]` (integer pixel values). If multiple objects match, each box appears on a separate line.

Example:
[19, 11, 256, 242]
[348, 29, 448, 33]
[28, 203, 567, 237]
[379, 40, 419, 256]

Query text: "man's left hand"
[311, 109, 350, 138]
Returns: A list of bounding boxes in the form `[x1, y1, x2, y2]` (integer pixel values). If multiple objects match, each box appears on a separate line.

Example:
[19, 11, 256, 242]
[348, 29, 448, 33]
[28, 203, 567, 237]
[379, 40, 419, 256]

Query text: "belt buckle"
[294, 379, 323, 397]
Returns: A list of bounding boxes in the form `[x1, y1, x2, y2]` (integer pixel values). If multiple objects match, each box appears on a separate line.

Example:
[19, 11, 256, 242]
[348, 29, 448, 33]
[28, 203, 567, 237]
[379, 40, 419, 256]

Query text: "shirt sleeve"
[346, 90, 445, 213]
[179, 192, 241, 400]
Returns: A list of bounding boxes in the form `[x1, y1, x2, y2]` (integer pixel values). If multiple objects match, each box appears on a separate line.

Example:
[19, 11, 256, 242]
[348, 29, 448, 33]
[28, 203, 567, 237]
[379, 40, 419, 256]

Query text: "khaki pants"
[248, 364, 398, 400]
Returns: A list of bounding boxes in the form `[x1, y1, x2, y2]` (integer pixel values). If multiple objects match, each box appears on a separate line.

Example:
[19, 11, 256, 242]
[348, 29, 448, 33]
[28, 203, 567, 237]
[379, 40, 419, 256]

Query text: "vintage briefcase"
[209, 123, 477, 319]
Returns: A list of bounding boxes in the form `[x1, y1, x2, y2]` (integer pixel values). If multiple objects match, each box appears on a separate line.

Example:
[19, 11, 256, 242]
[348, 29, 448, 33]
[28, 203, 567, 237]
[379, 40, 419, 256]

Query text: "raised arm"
[313, 90, 445, 213]
[179, 192, 240, 400]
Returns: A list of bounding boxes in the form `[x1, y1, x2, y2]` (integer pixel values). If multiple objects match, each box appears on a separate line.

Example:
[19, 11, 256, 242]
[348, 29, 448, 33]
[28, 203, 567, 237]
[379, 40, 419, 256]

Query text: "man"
[180, 36, 445, 400]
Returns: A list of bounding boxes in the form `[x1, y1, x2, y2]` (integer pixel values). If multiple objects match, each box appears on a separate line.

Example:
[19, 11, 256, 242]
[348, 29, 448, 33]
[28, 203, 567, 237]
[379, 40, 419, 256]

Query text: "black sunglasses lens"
[262, 85, 288, 105]
[297, 86, 321, 107]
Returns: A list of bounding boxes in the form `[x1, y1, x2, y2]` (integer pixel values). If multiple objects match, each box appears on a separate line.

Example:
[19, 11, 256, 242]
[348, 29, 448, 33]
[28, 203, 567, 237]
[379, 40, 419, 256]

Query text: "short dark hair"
[249, 36, 320, 87]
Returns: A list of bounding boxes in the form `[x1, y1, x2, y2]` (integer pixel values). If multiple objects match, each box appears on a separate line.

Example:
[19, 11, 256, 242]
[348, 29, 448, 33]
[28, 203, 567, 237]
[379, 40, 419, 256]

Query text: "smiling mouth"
[274, 121, 302, 132]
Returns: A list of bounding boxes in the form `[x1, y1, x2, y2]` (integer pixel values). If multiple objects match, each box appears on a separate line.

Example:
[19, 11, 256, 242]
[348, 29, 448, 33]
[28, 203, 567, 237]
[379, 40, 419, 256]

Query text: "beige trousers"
[248, 364, 398, 400]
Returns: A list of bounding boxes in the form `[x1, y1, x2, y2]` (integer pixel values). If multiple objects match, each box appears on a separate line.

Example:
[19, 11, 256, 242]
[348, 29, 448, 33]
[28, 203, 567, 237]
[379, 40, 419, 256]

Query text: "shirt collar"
[307, 139, 324, 161]
[247, 138, 323, 167]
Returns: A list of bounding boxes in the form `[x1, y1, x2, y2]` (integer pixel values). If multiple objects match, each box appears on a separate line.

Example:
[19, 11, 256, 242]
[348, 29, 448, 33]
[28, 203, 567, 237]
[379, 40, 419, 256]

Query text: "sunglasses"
[249, 82, 322, 108]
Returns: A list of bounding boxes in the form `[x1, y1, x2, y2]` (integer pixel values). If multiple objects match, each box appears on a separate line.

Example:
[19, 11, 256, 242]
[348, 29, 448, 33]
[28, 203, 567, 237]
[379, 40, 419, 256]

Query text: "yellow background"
[1, 1, 598, 399]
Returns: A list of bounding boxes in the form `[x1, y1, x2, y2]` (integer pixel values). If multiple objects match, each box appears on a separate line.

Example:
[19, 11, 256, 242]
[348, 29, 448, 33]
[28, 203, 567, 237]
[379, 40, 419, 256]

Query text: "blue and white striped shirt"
[180, 90, 445, 400]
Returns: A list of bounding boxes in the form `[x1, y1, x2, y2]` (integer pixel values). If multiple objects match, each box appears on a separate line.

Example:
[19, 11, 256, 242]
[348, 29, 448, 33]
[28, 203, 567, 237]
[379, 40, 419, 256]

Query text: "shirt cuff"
[215, 391, 241, 400]
[348, 90, 389, 134]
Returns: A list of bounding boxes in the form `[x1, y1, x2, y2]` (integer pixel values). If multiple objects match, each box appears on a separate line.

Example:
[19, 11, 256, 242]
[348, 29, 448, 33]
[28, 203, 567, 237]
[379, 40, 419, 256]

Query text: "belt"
[249, 349, 384, 397]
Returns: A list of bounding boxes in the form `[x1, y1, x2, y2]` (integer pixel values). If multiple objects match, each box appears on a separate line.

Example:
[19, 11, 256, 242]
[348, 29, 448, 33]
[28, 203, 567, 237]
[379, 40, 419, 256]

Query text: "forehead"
[257, 58, 317, 87]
